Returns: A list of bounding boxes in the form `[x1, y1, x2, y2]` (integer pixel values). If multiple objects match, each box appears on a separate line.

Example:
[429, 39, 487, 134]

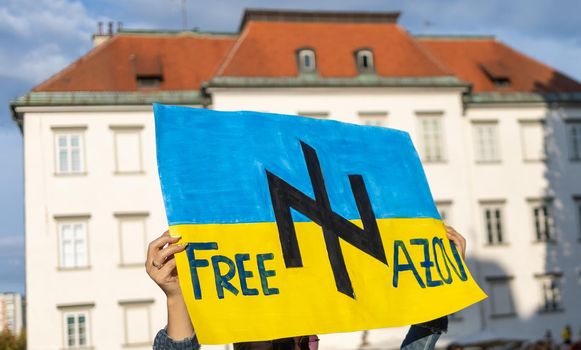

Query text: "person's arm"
[400, 226, 466, 350]
[146, 231, 199, 349]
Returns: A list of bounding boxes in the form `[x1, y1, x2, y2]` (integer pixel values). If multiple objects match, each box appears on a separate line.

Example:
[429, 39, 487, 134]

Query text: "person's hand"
[146, 231, 194, 340]
[445, 225, 466, 260]
[145, 230, 186, 299]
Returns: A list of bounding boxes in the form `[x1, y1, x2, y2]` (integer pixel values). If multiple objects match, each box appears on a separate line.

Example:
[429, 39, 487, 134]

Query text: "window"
[417, 113, 446, 162]
[136, 75, 162, 88]
[297, 49, 316, 74]
[297, 111, 329, 119]
[63, 311, 90, 348]
[449, 311, 463, 322]
[58, 220, 89, 269]
[566, 121, 581, 160]
[435, 200, 452, 223]
[575, 196, 581, 241]
[535, 273, 563, 312]
[520, 121, 545, 161]
[529, 199, 555, 242]
[358, 111, 387, 127]
[473, 122, 500, 163]
[54, 129, 86, 174]
[116, 213, 148, 266]
[486, 276, 516, 318]
[120, 300, 153, 346]
[111, 126, 144, 174]
[480, 63, 511, 88]
[133, 54, 163, 89]
[481, 202, 505, 245]
[355, 49, 374, 73]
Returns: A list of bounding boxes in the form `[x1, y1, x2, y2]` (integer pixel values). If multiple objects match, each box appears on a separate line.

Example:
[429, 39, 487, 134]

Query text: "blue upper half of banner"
[154, 104, 440, 225]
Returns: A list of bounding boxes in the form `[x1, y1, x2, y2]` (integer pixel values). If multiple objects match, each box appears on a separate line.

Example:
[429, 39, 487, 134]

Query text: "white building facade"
[11, 9, 581, 350]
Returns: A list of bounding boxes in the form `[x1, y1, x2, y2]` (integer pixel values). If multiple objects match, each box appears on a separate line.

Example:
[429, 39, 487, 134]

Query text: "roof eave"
[10, 90, 209, 133]
[464, 92, 581, 106]
[10, 90, 208, 108]
[208, 75, 470, 89]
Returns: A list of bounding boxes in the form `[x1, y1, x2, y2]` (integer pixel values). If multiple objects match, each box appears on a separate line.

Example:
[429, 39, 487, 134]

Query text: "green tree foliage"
[0, 329, 25, 350]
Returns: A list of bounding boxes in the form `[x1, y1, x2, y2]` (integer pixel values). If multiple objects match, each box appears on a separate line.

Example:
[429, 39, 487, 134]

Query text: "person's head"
[234, 336, 319, 350]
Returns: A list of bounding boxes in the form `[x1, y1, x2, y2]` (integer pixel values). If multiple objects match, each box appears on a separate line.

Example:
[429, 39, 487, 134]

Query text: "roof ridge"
[239, 8, 400, 31]
[215, 22, 252, 76]
[414, 34, 496, 40]
[32, 35, 120, 92]
[117, 29, 238, 38]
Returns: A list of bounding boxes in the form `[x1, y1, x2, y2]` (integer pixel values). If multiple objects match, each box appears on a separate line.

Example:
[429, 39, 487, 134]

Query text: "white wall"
[212, 88, 581, 348]
[24, 110, 167, 350]
[211, 87, 474, 349]
[21, 92, 581, 349]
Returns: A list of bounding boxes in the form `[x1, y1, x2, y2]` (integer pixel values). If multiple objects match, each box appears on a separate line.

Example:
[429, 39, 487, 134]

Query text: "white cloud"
[0, 235, 23, 248]
[0, 7, 31, 36]
[0, 0, 106, 85]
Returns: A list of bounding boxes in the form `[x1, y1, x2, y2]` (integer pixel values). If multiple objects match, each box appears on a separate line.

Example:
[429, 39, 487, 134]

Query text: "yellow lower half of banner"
[171, 218, 486, 344]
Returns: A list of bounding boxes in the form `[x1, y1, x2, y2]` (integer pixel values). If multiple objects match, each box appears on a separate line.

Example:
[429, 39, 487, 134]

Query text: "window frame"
[566, 120, 581, 161]
[296, 48, 317, 74]
[534, 272, 564, 313]
[519, 120, 546, 162]
[136, 75, 163, 89]
[480, 200, 506, 246]
[417, 112, 446, 163]
[61, 309, 91, 349]
[110, 125, 145, 175]
[354, 49, 375, 74]
[297, 111, 329, 119]
[52, 127, 87, 176]
[435, 200, 453, 223]
[528, 198, 556, 243]
[448, 311, 463, 322]
[115, 212, 149, 267]
[56, 216, 91, 270]
[574, 196, 581, 242]
[485, 276, 516, 318]
[472, 121, 501, 163]
[119, 299, 154, 347]
[358, 111, 388, 127]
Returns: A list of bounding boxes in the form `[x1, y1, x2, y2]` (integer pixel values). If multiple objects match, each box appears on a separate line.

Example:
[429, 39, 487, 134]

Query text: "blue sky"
[0, 0, 580, 294]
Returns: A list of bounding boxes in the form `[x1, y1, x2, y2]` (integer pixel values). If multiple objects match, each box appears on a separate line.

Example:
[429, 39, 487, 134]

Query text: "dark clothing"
[153, 316, 448, 350]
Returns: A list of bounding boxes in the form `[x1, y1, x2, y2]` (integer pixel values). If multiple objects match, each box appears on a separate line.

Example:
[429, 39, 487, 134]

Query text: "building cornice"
[464, 92, 581, 107]
[10, 90, 208, 127]
[208, 75, 470, 89]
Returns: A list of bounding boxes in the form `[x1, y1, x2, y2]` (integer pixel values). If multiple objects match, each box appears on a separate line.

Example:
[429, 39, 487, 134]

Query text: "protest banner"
[154, 104, 486, 344]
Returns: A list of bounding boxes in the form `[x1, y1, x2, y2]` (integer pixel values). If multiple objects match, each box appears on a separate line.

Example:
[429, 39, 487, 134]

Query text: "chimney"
[92, 21, 115, 47]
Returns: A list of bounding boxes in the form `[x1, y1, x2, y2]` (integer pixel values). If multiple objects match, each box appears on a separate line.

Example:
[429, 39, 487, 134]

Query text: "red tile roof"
[216, 21, 450, 78]
[416, 37, 581, 93]
[33, 34, 236, 92]
[31, 11, 581, 94]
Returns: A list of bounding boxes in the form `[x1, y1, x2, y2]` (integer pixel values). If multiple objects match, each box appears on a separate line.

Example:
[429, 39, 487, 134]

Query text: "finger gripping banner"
[153, 104, 487, 344]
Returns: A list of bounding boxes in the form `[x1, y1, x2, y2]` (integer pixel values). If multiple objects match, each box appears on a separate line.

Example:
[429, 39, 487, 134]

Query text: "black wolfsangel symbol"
[266, 141, 388, 298]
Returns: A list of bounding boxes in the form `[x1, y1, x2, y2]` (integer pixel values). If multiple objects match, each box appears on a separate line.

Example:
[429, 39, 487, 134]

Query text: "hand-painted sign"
[154, 104, 486, 345]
